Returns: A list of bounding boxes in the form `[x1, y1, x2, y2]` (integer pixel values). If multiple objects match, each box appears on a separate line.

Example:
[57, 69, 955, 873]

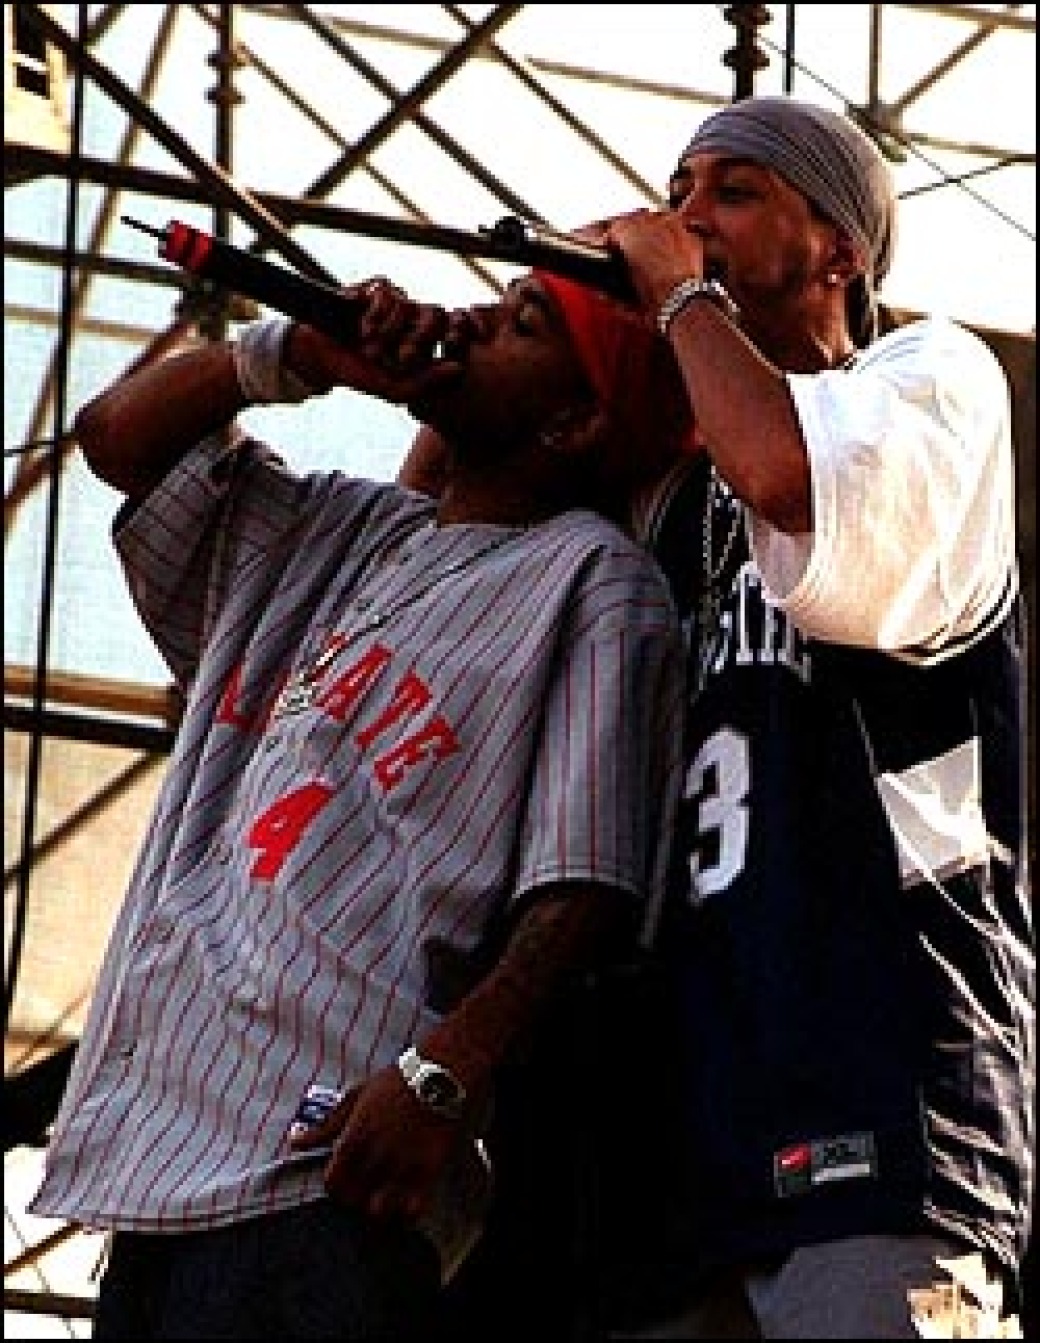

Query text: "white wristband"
[656, 277, 741, 337]
[231, 317, 317, 405]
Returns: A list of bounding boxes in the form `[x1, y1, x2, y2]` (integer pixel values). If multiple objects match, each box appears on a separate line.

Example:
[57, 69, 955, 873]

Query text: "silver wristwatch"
[397, 1046, 467, 1119]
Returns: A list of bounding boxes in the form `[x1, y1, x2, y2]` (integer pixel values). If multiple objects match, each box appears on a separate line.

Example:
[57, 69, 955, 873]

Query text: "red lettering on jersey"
[257, 669, 290, 732]
[374, 715, 459, 791]
[217, 662, 289, 732]
[247, 780, 334, 879]
[319, 643, 392, 721]
[216, 662, 252, 727]
[356, 670, 432, 751]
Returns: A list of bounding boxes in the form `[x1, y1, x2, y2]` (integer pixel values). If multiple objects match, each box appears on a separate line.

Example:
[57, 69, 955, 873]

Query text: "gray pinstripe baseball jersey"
[31, 433, 685, 1234]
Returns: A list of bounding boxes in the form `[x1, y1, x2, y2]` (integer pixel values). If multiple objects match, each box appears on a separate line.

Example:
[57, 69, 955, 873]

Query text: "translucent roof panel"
[4, 2, 1035, 685]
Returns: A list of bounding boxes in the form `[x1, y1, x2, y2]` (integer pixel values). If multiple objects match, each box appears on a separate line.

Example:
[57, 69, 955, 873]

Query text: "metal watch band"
[656, 276, 741, 336]
[397, 1046, 467, 1119]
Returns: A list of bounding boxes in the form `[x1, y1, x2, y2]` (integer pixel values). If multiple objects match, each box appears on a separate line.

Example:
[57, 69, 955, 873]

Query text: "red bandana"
[533, 269, 700, 463]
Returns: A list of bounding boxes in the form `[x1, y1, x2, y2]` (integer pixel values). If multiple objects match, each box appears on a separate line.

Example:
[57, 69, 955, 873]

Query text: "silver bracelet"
[656, 277, 740, 337]
[231, 317, 317, 405]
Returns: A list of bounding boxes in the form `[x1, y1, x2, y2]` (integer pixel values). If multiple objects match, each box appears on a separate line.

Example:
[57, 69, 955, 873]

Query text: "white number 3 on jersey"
[684, 726, 751, 903]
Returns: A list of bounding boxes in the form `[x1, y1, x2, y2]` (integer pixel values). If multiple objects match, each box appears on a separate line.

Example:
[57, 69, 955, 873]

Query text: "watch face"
[417, 1065, 464, 1112]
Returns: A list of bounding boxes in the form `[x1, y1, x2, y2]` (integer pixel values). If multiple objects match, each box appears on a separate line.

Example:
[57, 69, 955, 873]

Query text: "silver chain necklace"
[691, 351, 857, 697]
[694, 465, 743, 697]
[272, 523, 523, 719]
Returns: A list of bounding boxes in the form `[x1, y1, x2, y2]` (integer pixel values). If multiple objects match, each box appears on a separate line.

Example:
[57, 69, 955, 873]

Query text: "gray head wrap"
[685, 96, 898, 342]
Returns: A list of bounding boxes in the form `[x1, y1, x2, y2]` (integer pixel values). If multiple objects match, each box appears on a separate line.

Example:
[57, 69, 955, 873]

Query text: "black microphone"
[124, 213, 635, 344]
[123, 217, 366, 342]
[477, 216, 634, 301]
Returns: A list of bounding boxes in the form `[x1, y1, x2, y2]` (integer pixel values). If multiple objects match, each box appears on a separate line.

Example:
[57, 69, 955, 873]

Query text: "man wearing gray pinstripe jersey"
[30, 271, 691, 1340]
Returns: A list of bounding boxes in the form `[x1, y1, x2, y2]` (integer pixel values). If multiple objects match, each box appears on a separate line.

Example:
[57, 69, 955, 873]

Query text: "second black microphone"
[124, 217, 367, 342]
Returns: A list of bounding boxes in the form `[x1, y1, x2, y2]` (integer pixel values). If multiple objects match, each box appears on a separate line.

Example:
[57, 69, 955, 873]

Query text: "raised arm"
[73, 342, 246, 502]
[74, 280, 465, 505]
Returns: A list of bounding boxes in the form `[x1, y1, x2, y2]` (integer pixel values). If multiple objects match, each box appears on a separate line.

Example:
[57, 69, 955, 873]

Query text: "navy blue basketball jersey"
[644, 449, 1033, 1286]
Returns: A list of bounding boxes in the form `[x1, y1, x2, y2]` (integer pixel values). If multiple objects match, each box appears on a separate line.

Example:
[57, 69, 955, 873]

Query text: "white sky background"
[3, 3, 1037, 684]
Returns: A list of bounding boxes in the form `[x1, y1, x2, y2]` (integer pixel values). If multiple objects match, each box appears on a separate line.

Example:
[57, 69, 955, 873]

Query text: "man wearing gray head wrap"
[399, 94, 1031, 1343]
[585, 95, 1029, 1340]
[684, 94, 897, 343]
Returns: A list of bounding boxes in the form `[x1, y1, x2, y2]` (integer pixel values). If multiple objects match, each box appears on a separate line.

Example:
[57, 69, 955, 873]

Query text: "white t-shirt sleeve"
[750, 318, 1018, 659]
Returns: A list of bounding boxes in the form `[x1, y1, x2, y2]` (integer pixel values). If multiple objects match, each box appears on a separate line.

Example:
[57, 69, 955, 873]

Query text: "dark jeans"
[92, 1199, 443, 1340]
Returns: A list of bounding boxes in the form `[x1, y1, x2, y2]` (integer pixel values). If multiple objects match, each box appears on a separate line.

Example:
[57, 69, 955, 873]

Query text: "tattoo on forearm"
[428, 888, 620, 1089]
